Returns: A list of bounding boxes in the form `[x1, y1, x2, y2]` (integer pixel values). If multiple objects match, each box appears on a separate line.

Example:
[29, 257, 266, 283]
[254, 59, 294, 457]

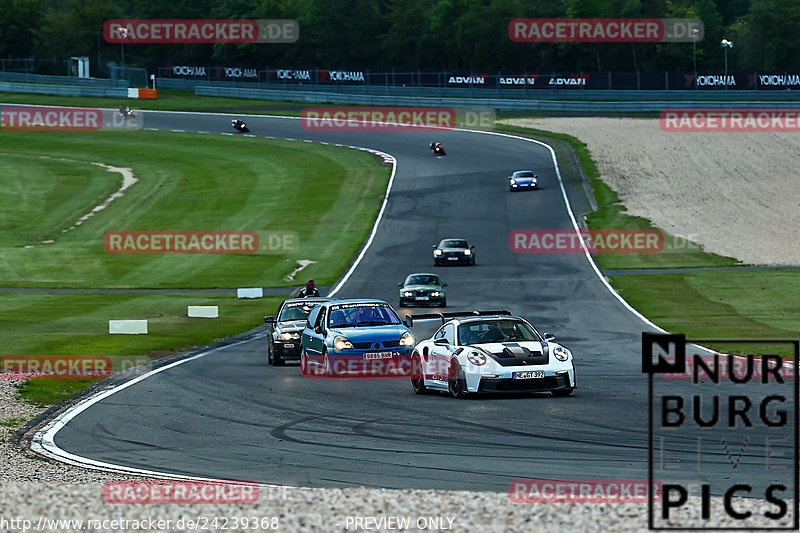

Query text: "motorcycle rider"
[119, 105, 133, 119]
[298, 279, 320, 297]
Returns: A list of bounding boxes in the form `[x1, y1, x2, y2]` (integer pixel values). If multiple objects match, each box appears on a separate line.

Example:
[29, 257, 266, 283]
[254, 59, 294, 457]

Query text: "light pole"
[120, 27, 128, 68]
[721, 38, 733, 91]
[692, 27, 699, 89]
[96, 31, 102, 75]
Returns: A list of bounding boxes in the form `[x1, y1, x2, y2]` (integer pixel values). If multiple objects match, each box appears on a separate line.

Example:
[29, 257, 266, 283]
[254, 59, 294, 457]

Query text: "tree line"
[1, 0, 799, 74]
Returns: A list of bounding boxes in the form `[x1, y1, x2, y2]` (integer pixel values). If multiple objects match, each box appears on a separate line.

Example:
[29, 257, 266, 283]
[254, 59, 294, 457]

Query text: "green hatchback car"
[398, 273, 447, 308]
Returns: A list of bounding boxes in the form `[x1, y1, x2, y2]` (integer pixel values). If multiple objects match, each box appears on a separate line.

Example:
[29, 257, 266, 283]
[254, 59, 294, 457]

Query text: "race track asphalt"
[46, 112, 796, 496]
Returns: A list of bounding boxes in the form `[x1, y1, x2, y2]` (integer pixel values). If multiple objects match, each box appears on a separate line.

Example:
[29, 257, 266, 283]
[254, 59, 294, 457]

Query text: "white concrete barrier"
[237, 288, 263, 299]
[188, 305, 219, 318]
[109, 320, 148, 334]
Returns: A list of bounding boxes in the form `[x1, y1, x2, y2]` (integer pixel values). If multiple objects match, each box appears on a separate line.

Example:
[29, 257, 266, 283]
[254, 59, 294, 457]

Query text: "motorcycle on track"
[430, 141, 446, 156]
[119, 106, 135, 120]
[232, 119, 250, 133]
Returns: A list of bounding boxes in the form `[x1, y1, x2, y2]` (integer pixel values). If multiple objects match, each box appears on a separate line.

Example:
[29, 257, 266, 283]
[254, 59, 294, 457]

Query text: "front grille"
[480, 376, 565, 392]
[415, 290, 428, 296]
[349, 340, 402, 350]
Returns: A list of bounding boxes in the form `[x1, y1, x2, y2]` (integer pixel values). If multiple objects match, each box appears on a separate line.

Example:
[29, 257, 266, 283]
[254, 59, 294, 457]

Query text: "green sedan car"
[398, 273, 447, 308]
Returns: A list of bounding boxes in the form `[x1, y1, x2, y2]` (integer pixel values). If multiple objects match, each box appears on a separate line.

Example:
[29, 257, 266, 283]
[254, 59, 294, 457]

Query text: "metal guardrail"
[0, 82, 129, 98]
[0, 71, 128, 88]
[163, 78, 800, 101]
[195, 86, 800, 112]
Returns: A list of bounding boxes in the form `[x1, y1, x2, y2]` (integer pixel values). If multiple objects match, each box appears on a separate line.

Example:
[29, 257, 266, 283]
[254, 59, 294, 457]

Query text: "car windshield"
[514, 171, 534, 178]
[440, 240, 467, 249]
[406, 275, 440, 286]
[328, 304, 401, 328]
[457, 319, 541, 345]
[279, 302, 319, 321]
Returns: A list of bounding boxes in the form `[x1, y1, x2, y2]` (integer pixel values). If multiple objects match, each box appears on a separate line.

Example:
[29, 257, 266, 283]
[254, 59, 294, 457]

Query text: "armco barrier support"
[162, 78, 800, 102]
[188, 306, 219, 318]
[237, 288, 263, 299]
[195, 86, 800, 112]
[0, 71, 128, 87]
[109, 320, 148, 334]
[0, 81, 129, 98]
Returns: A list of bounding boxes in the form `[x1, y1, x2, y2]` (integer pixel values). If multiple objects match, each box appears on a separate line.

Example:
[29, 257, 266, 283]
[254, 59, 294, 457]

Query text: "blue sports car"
[300, 299, 415, 377]
[508, 170, 539, 191]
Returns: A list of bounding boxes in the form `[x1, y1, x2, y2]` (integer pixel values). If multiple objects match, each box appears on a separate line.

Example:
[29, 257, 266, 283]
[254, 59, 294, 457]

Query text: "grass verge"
[1, 129, 389, 403]
[0, 130, 389, 288]
[2, 292, 284, 404]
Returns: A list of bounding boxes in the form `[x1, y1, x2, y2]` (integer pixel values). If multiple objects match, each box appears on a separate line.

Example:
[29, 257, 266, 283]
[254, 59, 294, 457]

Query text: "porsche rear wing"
[403, 310, 512, 327]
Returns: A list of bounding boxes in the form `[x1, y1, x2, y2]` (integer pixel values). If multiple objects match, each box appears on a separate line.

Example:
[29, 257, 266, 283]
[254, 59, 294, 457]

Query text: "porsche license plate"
[364, 352, 394, 360]
[447, 257, 458, 261]
[513, 371, 544, 379]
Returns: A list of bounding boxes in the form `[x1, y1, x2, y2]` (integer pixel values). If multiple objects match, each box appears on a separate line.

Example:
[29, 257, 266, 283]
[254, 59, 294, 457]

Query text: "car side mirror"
[543, 333, 556, 341]
[397, 282, 403, 287]
[470, 245, 475, 249]
[442, 283, 448, 287]
[431, 244, 437, 249]
[264, 316, 275, 324]
[434, 338, 450, 346]
[315, 325, 324, 334]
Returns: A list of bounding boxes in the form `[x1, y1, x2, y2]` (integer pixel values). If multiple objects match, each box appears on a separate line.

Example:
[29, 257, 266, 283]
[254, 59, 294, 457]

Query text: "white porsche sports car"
[405, 311, 576, 398]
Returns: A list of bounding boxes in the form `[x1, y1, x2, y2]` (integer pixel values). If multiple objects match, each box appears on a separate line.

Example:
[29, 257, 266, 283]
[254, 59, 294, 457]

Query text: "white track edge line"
[30, 337, 292, 486]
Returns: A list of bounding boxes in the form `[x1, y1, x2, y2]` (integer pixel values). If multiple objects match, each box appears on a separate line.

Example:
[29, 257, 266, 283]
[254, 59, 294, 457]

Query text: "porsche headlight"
[467, 351, 486, 366]
[553, 345, 571, 361]
[400, 331, 415, 346]
[333, 336, 353, 350]
[402, 291, 413, 297]
[434, 249, 443, 256]
[464, 249, 472, 256]
[510, 179, 517, 185]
